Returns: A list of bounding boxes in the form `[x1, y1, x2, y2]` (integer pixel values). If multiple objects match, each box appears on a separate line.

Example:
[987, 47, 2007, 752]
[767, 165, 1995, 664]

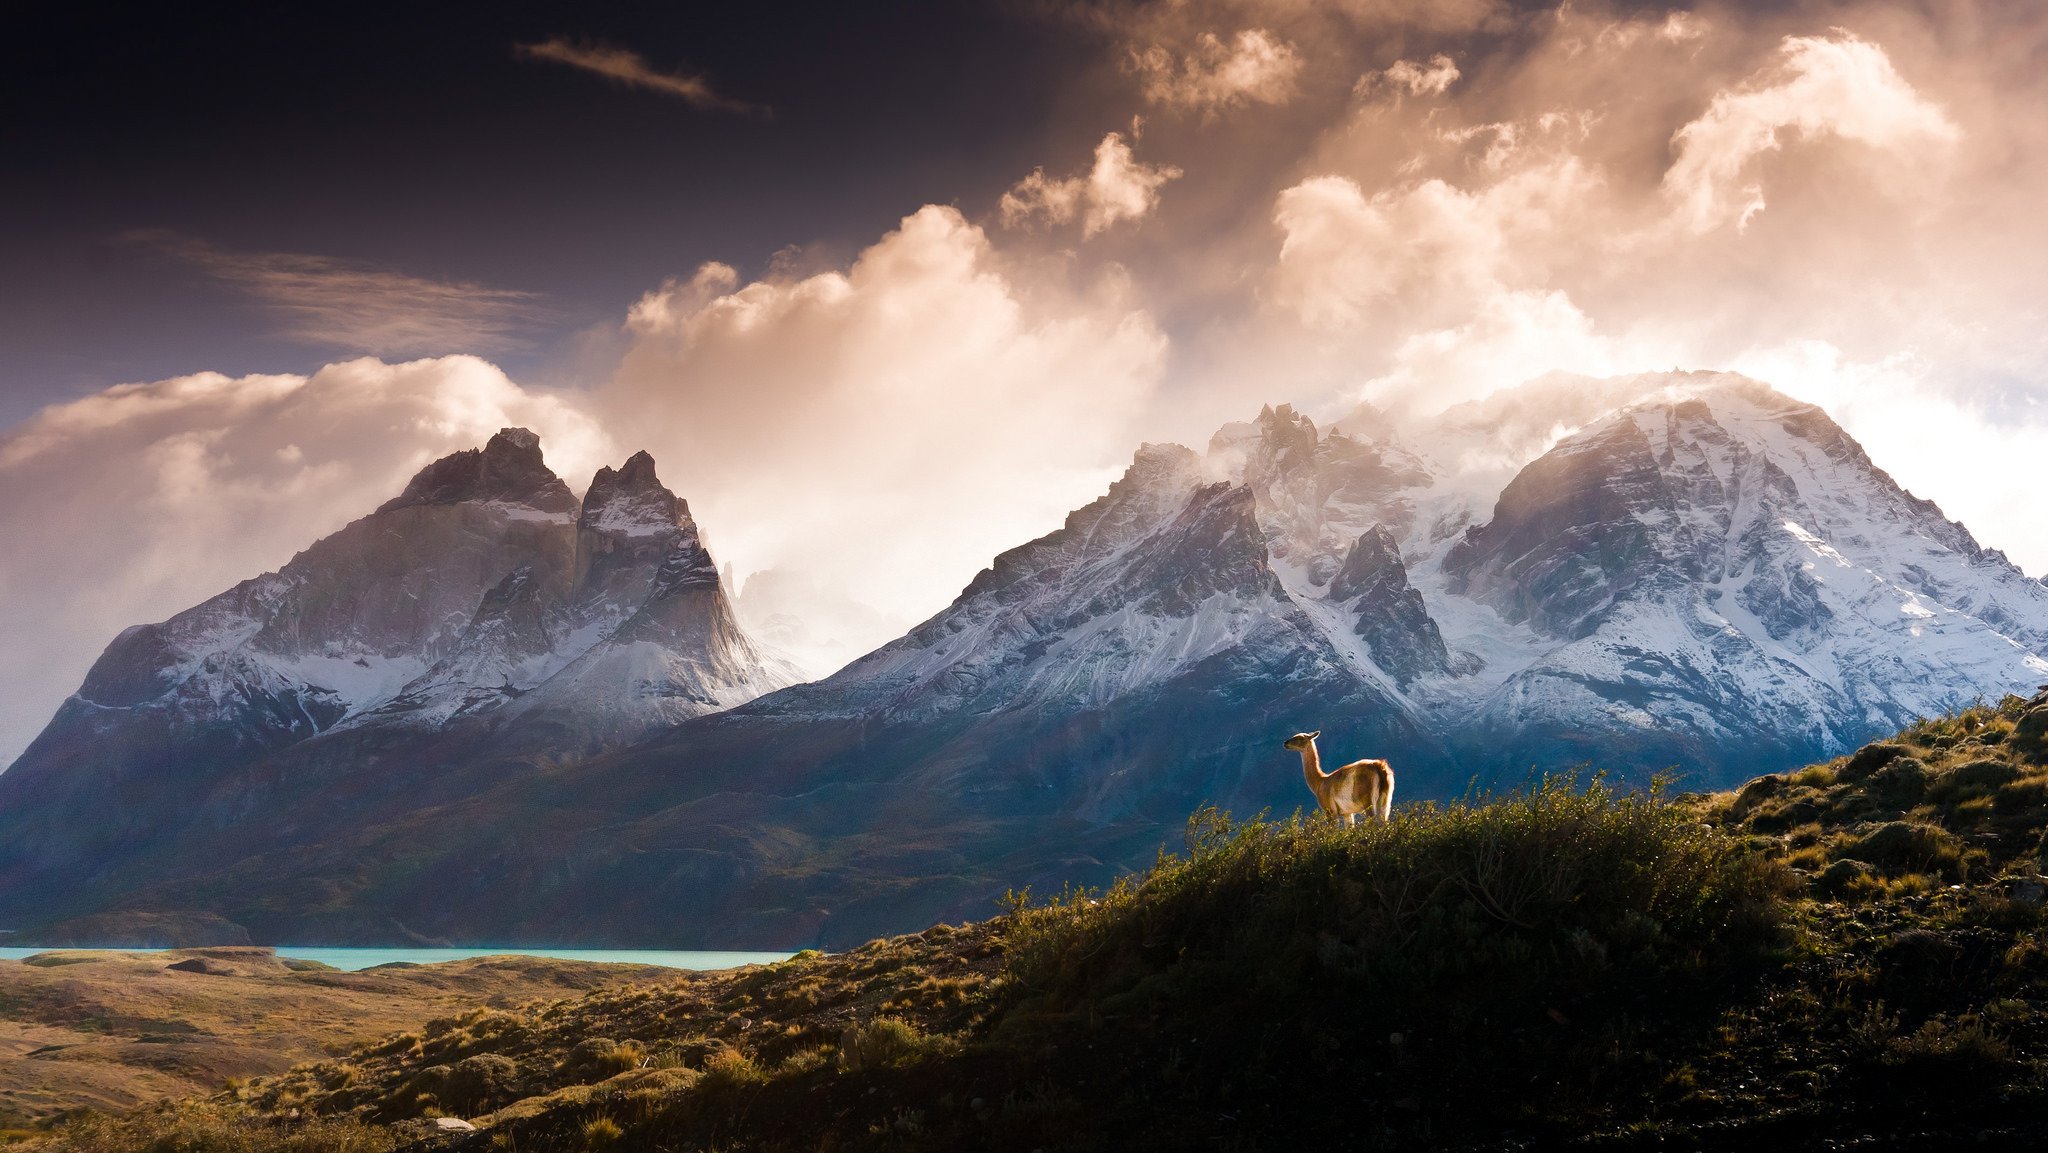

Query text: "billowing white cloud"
[0, 357, 614, 766]
[1664, 31, 1959, 233]
[1270, 155, 1602, 334]
[1000, 131, 1184, 236]
[1130, 28, 1302, 112]
[603, 205, 1167, 672]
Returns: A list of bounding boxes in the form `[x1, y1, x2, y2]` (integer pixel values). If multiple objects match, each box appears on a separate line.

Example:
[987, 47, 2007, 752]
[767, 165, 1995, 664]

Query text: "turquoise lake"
[0, 946, 792, 971]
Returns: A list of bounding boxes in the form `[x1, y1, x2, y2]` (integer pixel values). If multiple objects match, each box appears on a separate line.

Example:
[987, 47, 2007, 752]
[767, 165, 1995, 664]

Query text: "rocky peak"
[1207, 403, 1431, 584]
[1329, 526, 1457, 684]
[580, 451, 683, 537]
[1032, 443, 1205, 565]
[376, 427, 578, 516]
[1328, 525, 1406, 602]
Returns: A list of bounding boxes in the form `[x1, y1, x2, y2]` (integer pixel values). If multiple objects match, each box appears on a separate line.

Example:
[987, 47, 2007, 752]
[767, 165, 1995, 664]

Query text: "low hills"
[21, 690, 2048, 1151]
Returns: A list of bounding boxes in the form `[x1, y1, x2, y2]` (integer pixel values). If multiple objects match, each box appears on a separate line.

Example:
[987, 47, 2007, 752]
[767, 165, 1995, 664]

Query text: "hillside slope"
[29, 691, 2048, 1152]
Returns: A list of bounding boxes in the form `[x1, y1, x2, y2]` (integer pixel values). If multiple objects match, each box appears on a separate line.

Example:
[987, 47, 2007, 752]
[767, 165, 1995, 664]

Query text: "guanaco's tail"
[1376, 763, 1395, 822]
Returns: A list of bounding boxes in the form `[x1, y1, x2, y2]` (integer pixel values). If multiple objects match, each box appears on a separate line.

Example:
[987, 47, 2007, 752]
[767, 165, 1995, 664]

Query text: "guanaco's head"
[1282, 730, 1321, 751]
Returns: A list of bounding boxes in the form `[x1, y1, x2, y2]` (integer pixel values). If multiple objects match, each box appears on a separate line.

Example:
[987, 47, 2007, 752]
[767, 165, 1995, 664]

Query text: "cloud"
[1359, 54, 1461, 98]
[515, 38, 762, 115]
[603, 204, 1167, 671]
[0, 357, 613, 767]
[1664, 31, 1960, 233]
[1130, 28, 1302, 112]
[1000, 131, 1184, 236]
[1269, 155, 1603, 334]
[129, 231, 546, 357]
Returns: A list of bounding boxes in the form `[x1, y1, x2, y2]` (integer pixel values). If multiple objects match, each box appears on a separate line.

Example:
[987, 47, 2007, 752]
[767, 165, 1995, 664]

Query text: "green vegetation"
[18, 690, 2048, 1150]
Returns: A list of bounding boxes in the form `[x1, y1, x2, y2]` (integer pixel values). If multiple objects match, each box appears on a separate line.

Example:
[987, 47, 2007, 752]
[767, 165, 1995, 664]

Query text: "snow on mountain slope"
[1186, 372, 2048, 779]
[759, 443, 1302, 719]
[353, 447, 794, 738]
[1429, 379, 2048, 769]
[1, 428, 787, 799]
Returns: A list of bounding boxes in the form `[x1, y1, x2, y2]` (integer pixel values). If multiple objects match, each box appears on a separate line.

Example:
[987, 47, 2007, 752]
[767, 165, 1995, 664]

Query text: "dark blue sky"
[0, 1, 1107, 426]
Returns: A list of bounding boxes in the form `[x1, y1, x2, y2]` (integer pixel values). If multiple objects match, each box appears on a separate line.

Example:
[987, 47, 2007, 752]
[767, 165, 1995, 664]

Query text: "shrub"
[561, 1038, 642, 1081]
[1000, 779, 1791, 1093]
[2012, 706, 2048, 758]
[1841, 743, 1909, 782]
[699, 1047, 766, 1092]
[837, 1017, 939, 1072]
[1994, 775, 2048, 816]
[1868, 756, 1929, 807]
[37, 1104, 398, 1153]
[1841, 821, 1965, 879]
[442, 1054, 523, 1112]
[1814, 857, 1878, 898]
[1939, 758, 2020, 798]
[582, 1114, 624, 1147]
[1729, 774, 1786, 818]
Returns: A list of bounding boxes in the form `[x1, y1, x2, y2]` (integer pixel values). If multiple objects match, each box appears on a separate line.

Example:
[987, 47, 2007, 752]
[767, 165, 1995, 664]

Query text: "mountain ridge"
[5, 371, 2048, 948]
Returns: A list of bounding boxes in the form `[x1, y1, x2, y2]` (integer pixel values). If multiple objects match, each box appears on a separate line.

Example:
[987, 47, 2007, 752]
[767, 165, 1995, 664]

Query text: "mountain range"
[3, 371, 2045, 948]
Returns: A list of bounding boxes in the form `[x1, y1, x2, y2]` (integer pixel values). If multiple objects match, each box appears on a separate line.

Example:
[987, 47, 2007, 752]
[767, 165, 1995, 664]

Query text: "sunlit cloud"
[1664, 31, 1959, 233]
[1001, 131, 1183, 236]
[515, 37, 764, 115]
[127, 231, 547, 358]
[1129, 28, 1301, 113]
[603, 205, 1167, 672]
[1358, 54, 1461, 99]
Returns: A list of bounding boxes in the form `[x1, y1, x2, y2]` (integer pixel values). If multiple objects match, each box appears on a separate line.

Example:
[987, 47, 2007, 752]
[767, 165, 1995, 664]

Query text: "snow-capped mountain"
[5, 372, 2046, 950]
[0, 429, 788, 875]
[355, 447, 793, 737]
[732, 370, 2048, 805]
[1215, 374, 2048, 776]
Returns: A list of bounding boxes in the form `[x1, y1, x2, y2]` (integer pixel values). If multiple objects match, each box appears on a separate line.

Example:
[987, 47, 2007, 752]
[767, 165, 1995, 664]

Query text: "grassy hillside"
[0, 950, 678, 1138]
[19, 690, 2048, 1151]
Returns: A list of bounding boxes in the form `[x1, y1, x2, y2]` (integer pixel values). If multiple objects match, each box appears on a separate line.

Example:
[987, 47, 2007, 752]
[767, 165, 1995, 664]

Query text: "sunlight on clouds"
[515, 38, 762, 115]
[1001, 131, 1183, 237]
[1130, 28, 1301, 113]
[1665, 32, 1960, 234]
[1358, 54, 1460, 98]
[126, 231, 547, 359]
[1270, 156, 1602, 336]
[604, 205, 1166, 673]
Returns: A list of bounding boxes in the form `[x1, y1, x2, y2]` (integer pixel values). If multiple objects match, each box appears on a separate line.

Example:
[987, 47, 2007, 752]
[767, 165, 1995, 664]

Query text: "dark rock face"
[1442, 415, 1668, 640]
[573, 450, 685, 610]
[376, 427, 578, 515]
[1329, 526, 1453, 685]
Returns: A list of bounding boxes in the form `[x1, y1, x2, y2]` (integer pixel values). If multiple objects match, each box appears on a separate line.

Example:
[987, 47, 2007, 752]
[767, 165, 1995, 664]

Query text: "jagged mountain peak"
[376, 426, 578, 516]
[581, 450, 685, 538]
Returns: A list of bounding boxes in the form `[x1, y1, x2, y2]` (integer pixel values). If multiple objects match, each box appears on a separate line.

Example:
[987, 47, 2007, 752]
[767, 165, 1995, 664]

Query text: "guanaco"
[1282, 730, 1393, 826]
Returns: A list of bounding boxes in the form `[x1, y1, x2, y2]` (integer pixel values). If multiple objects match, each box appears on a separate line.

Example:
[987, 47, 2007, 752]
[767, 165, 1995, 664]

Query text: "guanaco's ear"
[1309, 730, 1321, 739]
